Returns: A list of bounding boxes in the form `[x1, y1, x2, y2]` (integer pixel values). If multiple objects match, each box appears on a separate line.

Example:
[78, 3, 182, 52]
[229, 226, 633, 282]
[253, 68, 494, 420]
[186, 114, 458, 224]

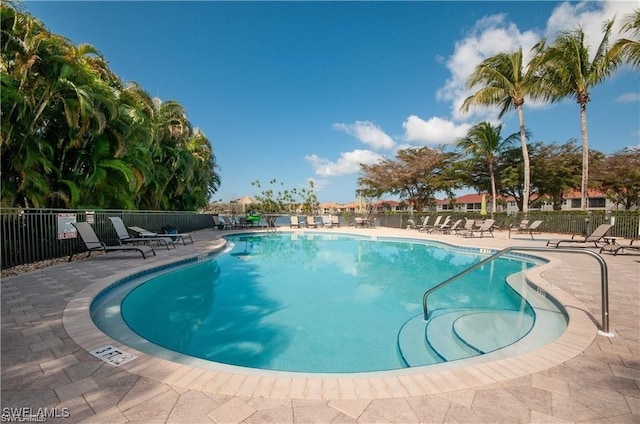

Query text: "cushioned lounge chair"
[546, 223, 613, 248]
[69, 222, 155, 261]
[128, 225, 194, 245]
[108, 217, 175, 250]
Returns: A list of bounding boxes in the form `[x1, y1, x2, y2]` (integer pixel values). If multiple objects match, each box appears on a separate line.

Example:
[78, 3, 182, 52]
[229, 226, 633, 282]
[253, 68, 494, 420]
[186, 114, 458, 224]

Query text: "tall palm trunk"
[489, 158, 497, 216]
[579, 101, 589, 210]
[517, 104, 530, 214]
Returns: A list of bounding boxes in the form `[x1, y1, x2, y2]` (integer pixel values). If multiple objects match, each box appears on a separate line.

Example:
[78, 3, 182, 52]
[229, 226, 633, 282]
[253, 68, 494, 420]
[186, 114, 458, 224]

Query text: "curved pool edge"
[62, 231, 597, 400]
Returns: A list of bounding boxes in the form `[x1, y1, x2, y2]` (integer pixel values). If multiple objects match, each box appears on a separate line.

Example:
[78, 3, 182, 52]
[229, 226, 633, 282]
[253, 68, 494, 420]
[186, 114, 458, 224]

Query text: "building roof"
[232, 195, 257, 204]
[563, 189, 607, 198]
[454, 193, 488, 203]
[318, 202, 342, 209]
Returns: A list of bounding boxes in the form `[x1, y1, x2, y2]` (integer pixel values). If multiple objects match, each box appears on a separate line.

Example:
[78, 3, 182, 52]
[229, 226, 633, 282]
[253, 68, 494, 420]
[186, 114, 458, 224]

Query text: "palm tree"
[1, 6, 57, 206]
[610, 8, 640, 69]
[456, 122, 516, 215]
[1, 3, 220, 209]
[460, 47, 532, 214]
[530, 20, 619, 210]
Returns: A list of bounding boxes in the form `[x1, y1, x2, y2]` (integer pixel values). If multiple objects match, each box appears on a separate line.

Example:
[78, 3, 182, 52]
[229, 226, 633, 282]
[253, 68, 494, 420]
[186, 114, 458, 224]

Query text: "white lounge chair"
[416, 216, 431, 231]
[306, 216, 317, 228]
[420, 215, 442, 233]
[322, 215, 332, 228]
[290, 215, 301, 228]
[431, 216, 452, 233]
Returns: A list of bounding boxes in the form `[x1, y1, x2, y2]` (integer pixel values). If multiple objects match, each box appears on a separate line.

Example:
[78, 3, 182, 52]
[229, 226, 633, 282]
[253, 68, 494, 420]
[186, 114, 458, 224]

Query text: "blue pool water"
[92, 233, 566, 373]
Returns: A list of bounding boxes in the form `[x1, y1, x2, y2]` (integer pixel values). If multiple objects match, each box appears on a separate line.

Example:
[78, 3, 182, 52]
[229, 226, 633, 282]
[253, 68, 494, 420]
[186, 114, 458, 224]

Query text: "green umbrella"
[480, 194, 487, 216]
[358, 195, 365, 215]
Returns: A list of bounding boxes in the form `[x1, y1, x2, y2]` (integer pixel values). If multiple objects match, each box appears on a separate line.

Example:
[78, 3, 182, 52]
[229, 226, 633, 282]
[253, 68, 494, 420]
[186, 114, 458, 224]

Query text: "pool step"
[425, 310, 484, 361]
[397, 314, 442, 367]
[451, 310, 533, 354]
[398, 308, 537, 366]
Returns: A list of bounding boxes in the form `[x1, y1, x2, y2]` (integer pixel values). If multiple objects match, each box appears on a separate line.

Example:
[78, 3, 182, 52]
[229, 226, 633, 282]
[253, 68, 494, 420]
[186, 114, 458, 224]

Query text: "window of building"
[589, 198, 605, 208]
[571, 198, 581, 209]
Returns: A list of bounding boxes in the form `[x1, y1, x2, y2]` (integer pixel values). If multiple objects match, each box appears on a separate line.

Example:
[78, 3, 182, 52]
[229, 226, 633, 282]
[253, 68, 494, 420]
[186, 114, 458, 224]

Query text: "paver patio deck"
[2, 225, 638, 423]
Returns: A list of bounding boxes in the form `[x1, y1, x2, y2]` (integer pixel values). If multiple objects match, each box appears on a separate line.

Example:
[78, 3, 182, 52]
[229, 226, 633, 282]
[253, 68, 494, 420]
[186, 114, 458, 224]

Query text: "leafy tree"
[530, 20, 619, 210]
[533, 140, 582, 210]
[498, 147, 529, 212]
[594, 147, 640, 209]
[0, 3, 220, 210]
[460, 47, 533, 214]
[251, 179, 318, 225]
[358, 147, 459, 212]
[1, 6, 61, 206]
[456, 122, 516, 215]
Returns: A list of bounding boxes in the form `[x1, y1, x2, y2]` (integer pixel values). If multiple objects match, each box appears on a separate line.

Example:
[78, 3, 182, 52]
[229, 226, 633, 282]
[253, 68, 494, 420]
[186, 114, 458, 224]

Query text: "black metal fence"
[1, 208, 639, 270]
[1, 208, 215, 269]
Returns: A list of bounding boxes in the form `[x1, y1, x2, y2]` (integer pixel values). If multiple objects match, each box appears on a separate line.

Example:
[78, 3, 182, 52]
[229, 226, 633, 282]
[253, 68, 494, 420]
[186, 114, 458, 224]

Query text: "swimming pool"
[91, 232, 567, 373]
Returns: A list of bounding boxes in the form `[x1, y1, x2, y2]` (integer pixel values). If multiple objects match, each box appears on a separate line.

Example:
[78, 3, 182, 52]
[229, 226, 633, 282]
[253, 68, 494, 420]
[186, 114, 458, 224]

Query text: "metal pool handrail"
[422, 246, 613, 336]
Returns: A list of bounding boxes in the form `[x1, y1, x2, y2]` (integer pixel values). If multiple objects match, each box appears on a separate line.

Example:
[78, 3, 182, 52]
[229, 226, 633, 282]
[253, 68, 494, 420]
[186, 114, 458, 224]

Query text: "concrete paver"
[2, 226, 639, 423]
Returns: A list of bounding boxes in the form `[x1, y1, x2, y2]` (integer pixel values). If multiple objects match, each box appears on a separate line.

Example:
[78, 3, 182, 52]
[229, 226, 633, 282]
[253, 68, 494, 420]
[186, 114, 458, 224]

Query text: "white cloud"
[332, 121, 395, 150]
[402, 115, 472, 145]
[436, 1, 636, 124]
[437, 14, 540, 122]
[305, 149, 384, 177]
[304, 177, 328, 192]
[545, 1, 637, 50]
[616, 92, 640, 104]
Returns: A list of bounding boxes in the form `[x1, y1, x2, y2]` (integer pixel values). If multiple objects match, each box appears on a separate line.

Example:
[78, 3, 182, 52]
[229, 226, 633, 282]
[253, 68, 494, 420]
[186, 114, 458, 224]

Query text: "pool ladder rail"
[422, 246, 614, 337]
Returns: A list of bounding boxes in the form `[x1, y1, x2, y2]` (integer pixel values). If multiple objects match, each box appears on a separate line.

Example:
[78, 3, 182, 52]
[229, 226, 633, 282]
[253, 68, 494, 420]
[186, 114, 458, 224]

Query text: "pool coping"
[62, 232, 597, 400]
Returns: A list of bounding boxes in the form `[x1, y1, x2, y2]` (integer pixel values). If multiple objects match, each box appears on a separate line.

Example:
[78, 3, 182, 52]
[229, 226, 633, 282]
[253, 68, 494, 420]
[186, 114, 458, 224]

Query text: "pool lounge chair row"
[291, 215, 342, 228]
[69, 222, 156, 261]
[69, 218, 194, 261]
[410, 216, 494, 237]
[213, 215, 267, 230]
[509, 220, 543, 239]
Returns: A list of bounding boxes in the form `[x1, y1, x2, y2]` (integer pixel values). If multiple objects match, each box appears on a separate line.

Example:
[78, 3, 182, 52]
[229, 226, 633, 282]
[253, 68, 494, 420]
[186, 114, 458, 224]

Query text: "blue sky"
[24, 1, 639, 204]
